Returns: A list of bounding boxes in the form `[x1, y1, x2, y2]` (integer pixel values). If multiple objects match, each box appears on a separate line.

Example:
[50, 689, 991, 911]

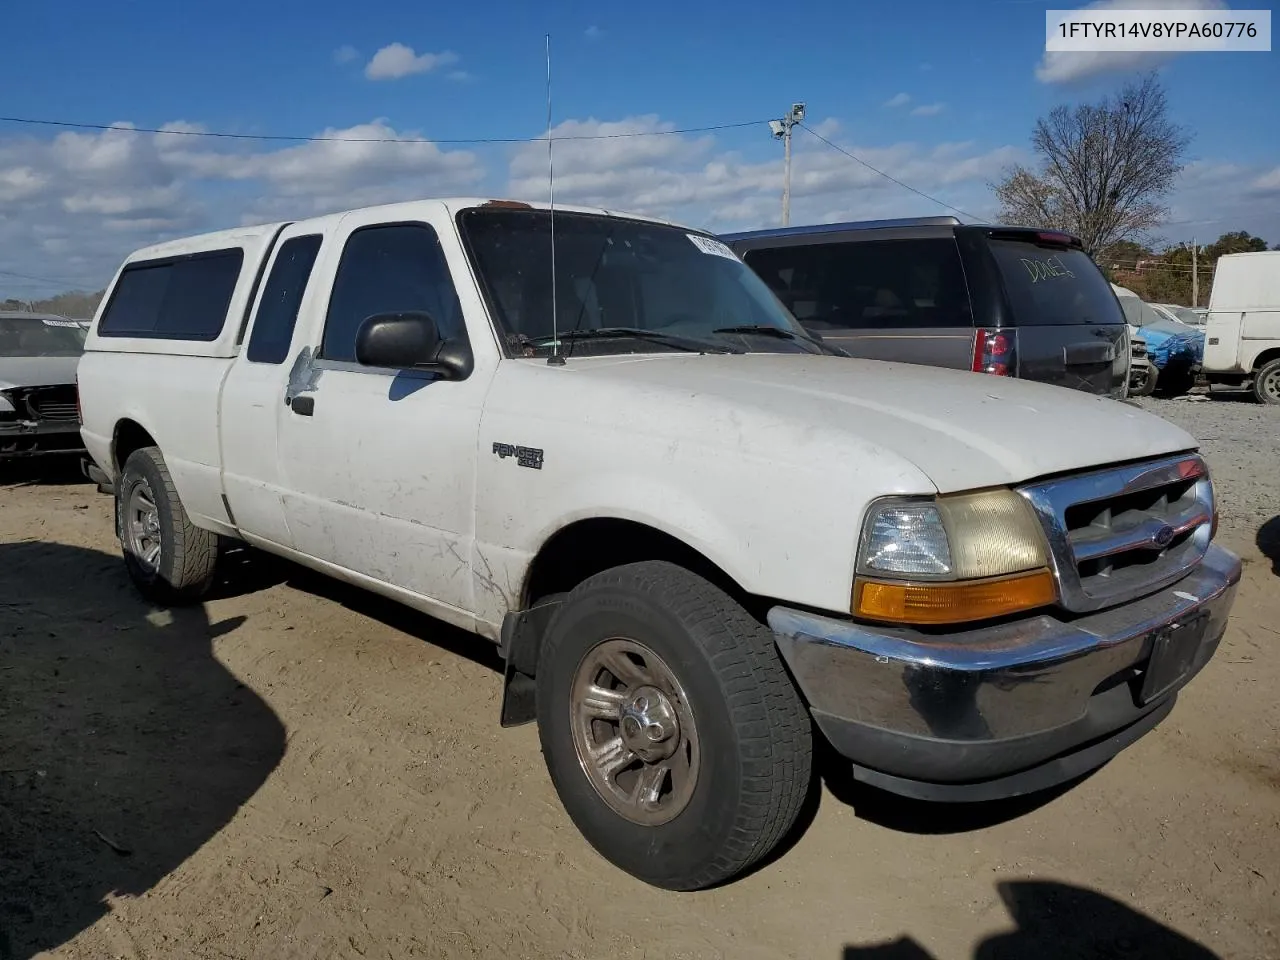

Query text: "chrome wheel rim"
[124, 480, 163, 571]
[569, 638, 699, 826]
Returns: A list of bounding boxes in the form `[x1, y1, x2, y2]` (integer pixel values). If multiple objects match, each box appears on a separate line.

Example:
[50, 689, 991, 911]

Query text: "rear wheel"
[535, 560, 813, 891]
[1253, 358, 1280, 405]
[117, 446, 220, 604]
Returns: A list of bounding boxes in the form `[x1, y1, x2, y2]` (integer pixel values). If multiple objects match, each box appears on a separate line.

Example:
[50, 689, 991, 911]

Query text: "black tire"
[116, 446, 220, 604]
[1252, 358, 1280, 405]
[535, 560, 813, 890]
[1131, 365, 1157, 397]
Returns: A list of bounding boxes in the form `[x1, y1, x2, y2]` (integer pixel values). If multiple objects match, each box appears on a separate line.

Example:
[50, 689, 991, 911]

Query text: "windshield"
[0, 317, 86, 357]
[989, 240, 1126, 326]
[1116, 295, 1167, 329]
[458, 208, 819, 357]
[1166, 305, 1204, 325]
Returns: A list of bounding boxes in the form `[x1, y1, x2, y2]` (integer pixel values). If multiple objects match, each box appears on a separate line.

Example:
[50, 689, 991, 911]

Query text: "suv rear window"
[742, 238, 972, 331]
[989, 240, 1123, 327]
[98, 249, 244, 341]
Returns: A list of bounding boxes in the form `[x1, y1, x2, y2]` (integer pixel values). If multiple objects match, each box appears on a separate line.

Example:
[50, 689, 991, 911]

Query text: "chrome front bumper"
[767, 543, 1242, 801]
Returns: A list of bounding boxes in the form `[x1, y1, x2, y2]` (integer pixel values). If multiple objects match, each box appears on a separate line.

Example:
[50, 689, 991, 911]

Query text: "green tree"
[1203, 231, 1267, 258]
[991, 73, 1191, 255]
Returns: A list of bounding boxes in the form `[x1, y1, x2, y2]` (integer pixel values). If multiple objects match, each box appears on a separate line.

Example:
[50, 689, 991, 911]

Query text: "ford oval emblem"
[1152, 524, 1175, 548]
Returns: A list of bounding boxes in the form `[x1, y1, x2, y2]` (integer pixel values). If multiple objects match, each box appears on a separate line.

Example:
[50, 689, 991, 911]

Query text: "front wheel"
[1130, 365, 1158, 397]
[535, 561, 813, 890]
[117, 446, 220, 604]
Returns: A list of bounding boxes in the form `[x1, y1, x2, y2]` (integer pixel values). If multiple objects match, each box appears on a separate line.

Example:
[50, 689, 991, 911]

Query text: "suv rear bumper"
[766, 543, 1241, 801]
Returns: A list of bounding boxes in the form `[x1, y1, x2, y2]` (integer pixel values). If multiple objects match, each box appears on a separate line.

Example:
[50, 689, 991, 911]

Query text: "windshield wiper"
[711, 324, 846, 356]
[524, 327, 743, 355]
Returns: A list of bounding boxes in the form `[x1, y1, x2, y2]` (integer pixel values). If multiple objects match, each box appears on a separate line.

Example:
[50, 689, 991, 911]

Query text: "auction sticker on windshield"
[687, 234, 739, 260]
[41, 318, 82, 327]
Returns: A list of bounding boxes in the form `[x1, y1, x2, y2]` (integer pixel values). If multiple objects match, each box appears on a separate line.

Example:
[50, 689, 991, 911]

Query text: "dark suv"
[722, 217, 1129, 397]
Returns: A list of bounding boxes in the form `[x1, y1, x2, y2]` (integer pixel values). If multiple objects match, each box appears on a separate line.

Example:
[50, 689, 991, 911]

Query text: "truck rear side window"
[321, 223, 466, 364]
[247, 235, 323, 364]
[988, 241, 1124, 326]
[98, 249, 244, 341]
[743, 238, 972, 331]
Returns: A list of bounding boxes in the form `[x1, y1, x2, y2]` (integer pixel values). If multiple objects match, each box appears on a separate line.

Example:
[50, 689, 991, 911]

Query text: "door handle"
[290, 394, 315, 416]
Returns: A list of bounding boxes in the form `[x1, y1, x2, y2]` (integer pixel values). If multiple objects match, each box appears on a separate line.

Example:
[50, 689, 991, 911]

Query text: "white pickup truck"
[78, 197, 1242, 890]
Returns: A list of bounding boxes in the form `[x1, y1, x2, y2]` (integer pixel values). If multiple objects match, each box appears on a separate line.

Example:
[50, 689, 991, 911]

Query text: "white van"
[1202, 251, 1280, 404]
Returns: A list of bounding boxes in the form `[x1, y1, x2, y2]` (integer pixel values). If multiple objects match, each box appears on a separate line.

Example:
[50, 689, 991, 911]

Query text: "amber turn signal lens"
[853, 569, 1057, 625]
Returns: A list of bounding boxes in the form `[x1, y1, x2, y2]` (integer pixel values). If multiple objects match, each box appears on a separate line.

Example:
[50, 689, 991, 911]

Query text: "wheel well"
[522, 518, 755, 612]
[1253, 348, 1280, 372]
[112, 419, 156, 472]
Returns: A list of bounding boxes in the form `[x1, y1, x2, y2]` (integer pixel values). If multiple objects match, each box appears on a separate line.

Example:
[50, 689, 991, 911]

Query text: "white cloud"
[0, 120, 485, 296]
[507, 115, 1017, 231]
[883, 92, 911, 108]
[585, 25, 603, 40]
[333, 45, 360, 65]
[1251, 167, 1280, 192]
[6, 109, 1274, 302]
[1156, 160, 1280, 245]
[910, 103, 946, 117]
[364, 43, 460, 81]
[1035, 0, 1227, 84]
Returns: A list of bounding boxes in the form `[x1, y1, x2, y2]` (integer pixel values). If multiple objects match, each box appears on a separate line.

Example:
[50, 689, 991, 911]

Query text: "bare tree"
[991, 73, 1190, 255]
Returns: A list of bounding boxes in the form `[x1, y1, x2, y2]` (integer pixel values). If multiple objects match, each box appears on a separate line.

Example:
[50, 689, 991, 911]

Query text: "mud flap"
[498, 593, 567, 728]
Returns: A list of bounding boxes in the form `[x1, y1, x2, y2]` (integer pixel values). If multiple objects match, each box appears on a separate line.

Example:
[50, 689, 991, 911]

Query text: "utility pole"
[1191, 238, 1198, 307]
[769, 103, 805, 227]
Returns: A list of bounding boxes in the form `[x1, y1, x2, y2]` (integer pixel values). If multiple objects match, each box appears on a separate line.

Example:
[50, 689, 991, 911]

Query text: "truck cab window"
[98, 249, 244, 341]
[247, 235, 323, 364]
[321, 224, 466, 363]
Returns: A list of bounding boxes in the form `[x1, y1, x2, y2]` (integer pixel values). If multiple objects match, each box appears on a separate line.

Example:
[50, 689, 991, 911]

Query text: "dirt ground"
[2, 405, 1278, 959]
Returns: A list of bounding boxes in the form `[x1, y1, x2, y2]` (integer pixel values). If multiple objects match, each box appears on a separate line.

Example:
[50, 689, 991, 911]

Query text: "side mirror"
[354, 311, 472, 379]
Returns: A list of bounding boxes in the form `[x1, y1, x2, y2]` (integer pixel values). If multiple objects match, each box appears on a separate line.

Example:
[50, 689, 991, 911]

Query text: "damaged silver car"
[0, 311, 86, 461]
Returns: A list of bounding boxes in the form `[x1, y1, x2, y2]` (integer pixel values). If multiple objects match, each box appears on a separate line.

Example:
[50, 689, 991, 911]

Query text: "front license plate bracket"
[1138, 612, 1210, 705]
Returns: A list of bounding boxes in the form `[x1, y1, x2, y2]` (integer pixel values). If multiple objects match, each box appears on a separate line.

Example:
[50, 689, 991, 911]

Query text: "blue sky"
[2, 0, 1277, 298]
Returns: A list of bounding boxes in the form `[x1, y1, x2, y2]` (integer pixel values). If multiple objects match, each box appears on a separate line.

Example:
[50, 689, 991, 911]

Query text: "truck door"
[220, 227, 325, 549]
[274, 207, 490, 618]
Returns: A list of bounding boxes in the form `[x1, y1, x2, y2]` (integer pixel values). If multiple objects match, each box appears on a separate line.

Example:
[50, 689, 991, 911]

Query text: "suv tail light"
[972, 328, 1016, 377]
[75, 373, 83, 425]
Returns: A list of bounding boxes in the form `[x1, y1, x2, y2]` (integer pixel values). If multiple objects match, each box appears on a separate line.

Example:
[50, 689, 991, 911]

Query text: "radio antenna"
[544, 33, 564, 366]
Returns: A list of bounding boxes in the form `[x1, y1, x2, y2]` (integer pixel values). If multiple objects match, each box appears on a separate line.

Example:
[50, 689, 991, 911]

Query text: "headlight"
[853, 489, 1055, 625]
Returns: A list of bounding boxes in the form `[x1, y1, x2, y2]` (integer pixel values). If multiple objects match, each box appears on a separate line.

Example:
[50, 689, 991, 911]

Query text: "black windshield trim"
[520, 326, 743, 355]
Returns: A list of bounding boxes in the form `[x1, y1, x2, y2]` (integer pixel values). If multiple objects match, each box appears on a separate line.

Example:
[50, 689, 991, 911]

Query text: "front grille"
[1018, 454, 1214, 613]
[25, 385, 79, 422]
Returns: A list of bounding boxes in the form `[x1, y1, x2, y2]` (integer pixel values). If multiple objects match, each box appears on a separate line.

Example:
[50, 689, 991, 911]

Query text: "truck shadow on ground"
[1256, 516, 1280, 576]
[0, 541, 286, 960]
[0, 455, 90, 489]
[816, 746, 1087, 835]
[841, 878, 1219, 959]
[223, 547, 505, 673]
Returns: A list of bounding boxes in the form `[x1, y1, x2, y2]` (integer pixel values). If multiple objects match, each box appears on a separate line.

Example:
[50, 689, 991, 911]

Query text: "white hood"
[551, 353, 1196, 493]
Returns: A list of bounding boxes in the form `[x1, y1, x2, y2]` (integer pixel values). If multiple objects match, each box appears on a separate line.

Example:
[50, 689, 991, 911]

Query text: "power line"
[0, 267, 98, 287]
[798, 123, 981, 222]
[0, 115, 768, 145]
